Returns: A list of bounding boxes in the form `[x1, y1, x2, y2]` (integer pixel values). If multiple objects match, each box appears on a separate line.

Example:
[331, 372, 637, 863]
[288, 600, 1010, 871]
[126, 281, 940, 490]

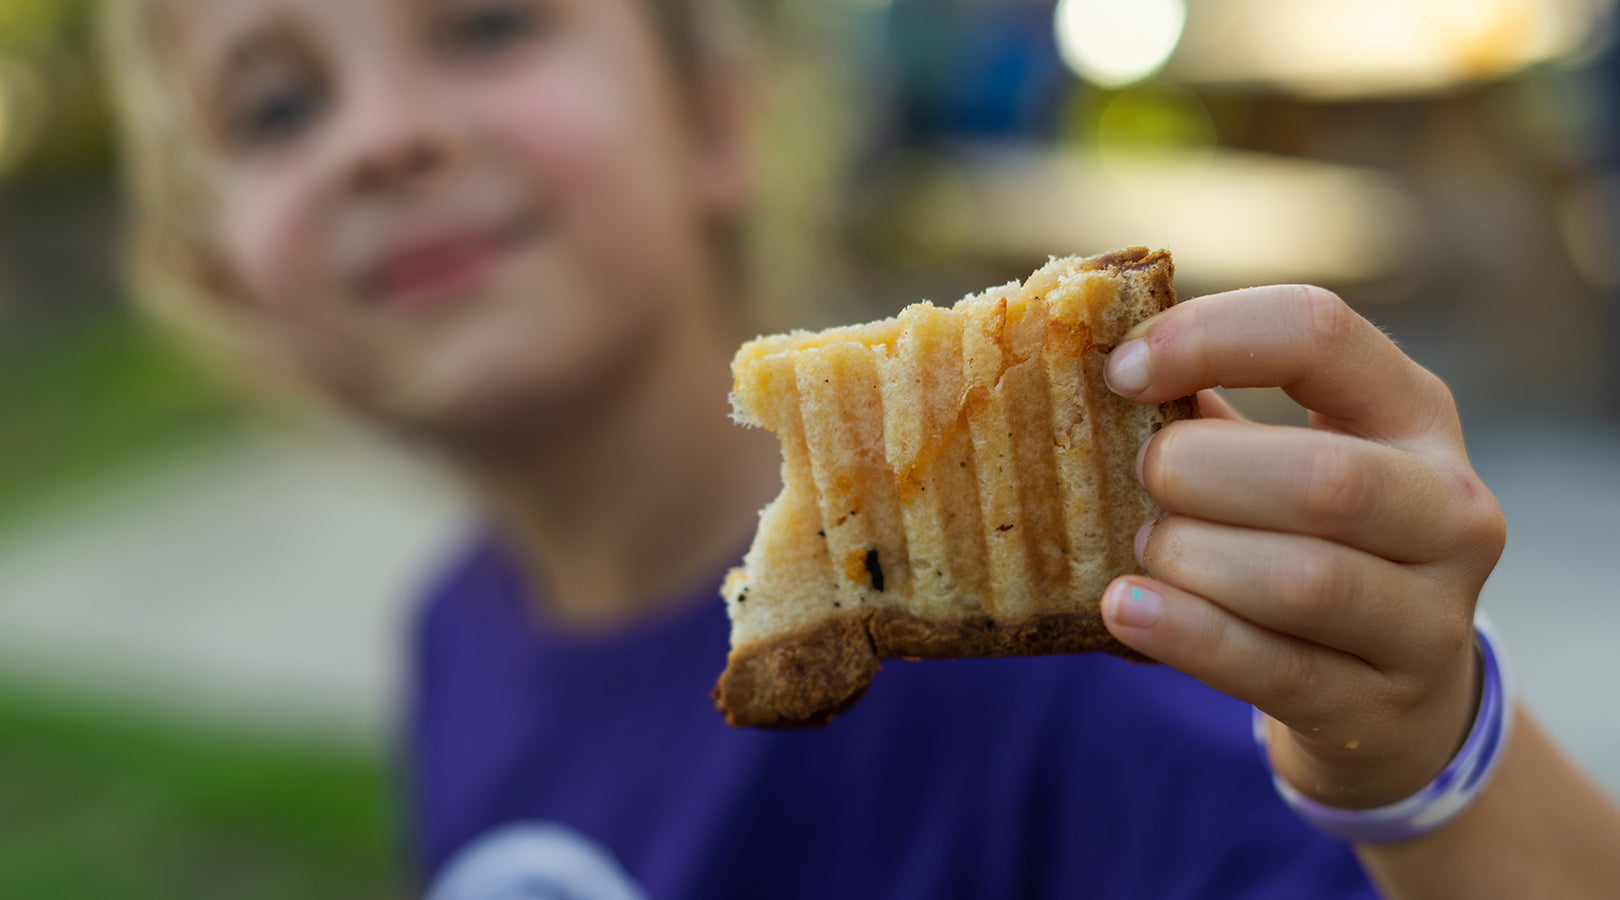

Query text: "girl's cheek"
[222, 172, 320, 312]
[467, 57, 647, 188]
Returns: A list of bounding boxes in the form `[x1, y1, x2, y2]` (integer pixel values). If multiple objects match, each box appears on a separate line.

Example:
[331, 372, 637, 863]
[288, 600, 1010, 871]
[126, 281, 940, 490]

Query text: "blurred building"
[835, 0, 1620, 413]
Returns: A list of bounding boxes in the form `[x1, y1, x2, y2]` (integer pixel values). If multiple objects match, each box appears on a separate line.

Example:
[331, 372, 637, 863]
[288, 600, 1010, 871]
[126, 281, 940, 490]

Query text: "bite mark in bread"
[715, 248, 1197, 728]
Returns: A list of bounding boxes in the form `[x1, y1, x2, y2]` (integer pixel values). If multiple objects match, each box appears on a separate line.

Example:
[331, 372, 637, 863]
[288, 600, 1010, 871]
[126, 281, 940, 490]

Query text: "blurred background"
[2, 0, 1618, 895]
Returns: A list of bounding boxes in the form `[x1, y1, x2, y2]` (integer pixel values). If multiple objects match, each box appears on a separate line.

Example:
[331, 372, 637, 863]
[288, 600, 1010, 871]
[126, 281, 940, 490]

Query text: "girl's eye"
[230, 75, 325, 149]
[442, 2, 539, 57]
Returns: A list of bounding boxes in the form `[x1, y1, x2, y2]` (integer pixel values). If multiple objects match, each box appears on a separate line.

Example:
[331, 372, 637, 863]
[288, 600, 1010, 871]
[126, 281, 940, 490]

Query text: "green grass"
[0, 309, 402, 896]
[0, 309, 237, 529]
[0, 680, 404, 899]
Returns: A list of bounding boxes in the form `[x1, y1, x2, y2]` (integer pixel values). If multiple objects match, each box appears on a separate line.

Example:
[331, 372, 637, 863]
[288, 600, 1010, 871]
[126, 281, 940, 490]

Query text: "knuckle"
[1300, 441, 1370, 530]
[1466, 487, 1509, 563]
[1291, 285, 1354, 354]
[1428, 371, 1460, 420]
[1481, 509, 1508, 563]
[1274, 549, 1352, 623]
[1414, 369, 1462, 435]
[1437, 465, 1508, 563]
[1187, 606, 1231, 665]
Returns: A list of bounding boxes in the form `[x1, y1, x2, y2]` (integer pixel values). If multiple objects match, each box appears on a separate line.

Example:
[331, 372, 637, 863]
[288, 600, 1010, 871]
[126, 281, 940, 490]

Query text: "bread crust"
[714, 607, 1161, 728]
[716, 248, 1195, 728]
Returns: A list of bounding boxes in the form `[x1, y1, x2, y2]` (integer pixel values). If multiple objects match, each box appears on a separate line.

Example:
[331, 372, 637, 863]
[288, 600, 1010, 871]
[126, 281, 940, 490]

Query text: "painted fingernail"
[1106, 580, 1163, 629]
[1134, 518, 1157, 567]
[1105, 339, 1152, 397]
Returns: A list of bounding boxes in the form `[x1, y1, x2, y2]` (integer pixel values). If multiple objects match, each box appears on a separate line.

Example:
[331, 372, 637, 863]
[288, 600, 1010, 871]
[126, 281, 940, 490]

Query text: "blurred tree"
[0, 0, 234, 523]
[0, 0, 112, 190]
[0, 0, 79, 53]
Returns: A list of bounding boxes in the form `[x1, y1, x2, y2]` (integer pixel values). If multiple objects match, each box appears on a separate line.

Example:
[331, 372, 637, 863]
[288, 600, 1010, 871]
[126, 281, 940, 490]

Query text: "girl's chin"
[375, 352, 645, 454]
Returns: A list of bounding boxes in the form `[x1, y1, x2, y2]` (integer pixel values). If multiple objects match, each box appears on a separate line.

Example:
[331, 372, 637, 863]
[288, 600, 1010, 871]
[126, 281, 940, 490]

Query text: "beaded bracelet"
[1253, 611, 1514, 844]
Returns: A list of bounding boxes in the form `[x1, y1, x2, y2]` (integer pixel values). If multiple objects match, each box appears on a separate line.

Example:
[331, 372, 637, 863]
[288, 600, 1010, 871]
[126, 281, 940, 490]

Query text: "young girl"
[101, 0, 1620, 896]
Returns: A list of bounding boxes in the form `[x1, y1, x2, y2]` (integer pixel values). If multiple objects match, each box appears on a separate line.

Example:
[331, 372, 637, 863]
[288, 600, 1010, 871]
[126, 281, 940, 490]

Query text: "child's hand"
[1100, 285, 1508, 810]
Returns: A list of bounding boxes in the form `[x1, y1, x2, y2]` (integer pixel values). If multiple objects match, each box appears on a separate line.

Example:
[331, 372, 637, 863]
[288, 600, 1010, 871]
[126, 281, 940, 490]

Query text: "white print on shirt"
[427, 822, 649, 900]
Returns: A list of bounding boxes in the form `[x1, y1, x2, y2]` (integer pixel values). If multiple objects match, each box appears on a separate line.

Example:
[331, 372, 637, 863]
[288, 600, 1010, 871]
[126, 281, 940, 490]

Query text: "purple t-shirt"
[408, 538, 1378, 899]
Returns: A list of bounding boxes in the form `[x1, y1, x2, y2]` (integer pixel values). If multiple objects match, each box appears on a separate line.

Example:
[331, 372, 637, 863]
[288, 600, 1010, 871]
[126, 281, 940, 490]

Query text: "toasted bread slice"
[714, 248, 1196, 727]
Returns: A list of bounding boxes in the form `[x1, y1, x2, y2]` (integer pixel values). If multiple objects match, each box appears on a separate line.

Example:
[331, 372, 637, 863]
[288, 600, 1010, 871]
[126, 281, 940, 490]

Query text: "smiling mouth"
[366, 213, 543, 311]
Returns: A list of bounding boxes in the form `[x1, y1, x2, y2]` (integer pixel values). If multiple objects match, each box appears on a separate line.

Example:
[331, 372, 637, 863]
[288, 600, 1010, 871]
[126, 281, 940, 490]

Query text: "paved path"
[0, 423, 466, 747]
[0, 417, 1616, 794]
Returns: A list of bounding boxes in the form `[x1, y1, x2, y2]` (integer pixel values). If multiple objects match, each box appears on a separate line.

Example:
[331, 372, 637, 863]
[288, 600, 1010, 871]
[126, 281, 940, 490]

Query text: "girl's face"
[177, 0, 747, 439]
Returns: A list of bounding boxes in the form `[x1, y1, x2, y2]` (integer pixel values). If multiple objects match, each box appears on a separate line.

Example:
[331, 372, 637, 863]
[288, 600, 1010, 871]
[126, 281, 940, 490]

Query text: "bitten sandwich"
[714, 248, 1196, 728]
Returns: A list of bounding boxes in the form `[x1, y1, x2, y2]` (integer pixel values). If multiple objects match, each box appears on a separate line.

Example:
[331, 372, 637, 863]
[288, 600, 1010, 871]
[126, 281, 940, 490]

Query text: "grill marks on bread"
[716, 249, 1196, 727]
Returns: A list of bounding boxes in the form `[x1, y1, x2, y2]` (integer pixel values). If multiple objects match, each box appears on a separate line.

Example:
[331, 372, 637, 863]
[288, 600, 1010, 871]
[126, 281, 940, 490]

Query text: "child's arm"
[1101, 285, 1620, 898]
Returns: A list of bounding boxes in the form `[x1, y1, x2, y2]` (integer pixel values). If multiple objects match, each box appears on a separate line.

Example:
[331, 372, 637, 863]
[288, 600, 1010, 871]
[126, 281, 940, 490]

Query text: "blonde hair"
[99, 0, 752, 360]
[102, 0, 238, 355]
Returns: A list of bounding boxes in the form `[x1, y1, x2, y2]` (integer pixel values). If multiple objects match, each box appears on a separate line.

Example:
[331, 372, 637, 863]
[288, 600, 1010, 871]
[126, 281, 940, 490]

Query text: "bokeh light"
[1053, 0, 1187, 88]
[1168, 0, 1614, 99]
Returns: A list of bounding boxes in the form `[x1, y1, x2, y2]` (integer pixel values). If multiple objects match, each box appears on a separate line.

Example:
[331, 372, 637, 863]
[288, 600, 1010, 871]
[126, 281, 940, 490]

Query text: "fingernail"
[1134, 431, 1154, 486]
[1134, 518, 1157, 567]
[1105, 339, 1152, 397]
[1106, 580, 1162, 629]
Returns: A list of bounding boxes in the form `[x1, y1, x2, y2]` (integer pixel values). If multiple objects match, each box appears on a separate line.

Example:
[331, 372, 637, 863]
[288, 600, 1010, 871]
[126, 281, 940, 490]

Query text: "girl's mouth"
[366, 214, 540, 311]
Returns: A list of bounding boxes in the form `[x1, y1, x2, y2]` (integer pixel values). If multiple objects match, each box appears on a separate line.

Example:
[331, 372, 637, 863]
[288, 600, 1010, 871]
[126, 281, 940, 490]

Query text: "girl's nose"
[337, 73, 457, 195]
[350, 133, 447, 194]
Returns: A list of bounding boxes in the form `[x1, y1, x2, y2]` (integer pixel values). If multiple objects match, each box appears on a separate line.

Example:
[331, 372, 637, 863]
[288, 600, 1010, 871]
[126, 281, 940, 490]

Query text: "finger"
[1137, 417, 1465, 563]
[1105, 285, 1460, 447]
[1102, 575, 1373, 733]
[1196, 389, 1248, 422]
[1135, 516, 1457, 668]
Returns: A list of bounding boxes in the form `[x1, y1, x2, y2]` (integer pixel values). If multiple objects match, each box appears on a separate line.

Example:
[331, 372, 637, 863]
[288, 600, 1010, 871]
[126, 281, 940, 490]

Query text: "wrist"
[1267, 641, 1480, 808]
[1256, 611, 1514, 844]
